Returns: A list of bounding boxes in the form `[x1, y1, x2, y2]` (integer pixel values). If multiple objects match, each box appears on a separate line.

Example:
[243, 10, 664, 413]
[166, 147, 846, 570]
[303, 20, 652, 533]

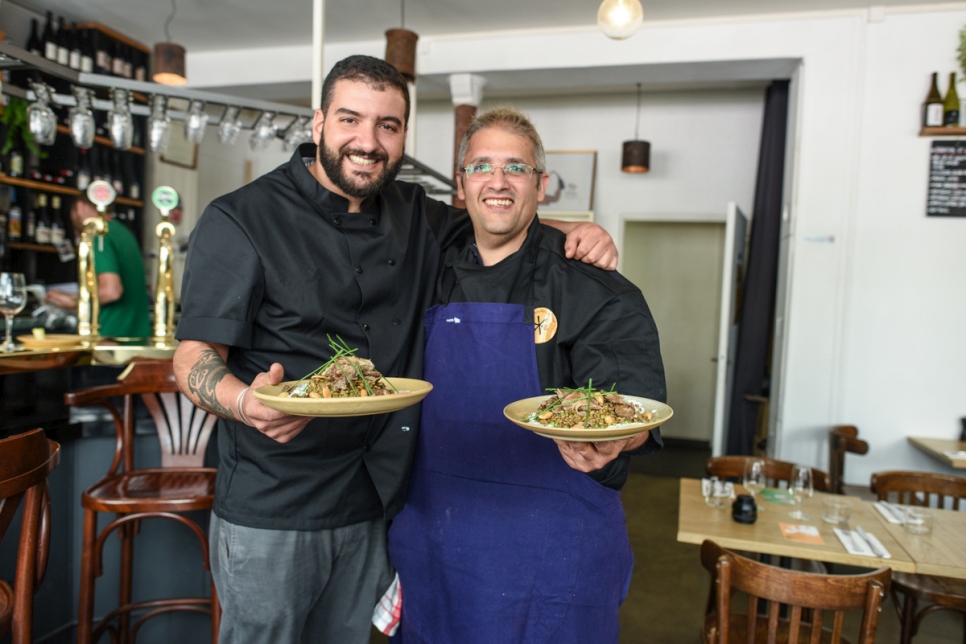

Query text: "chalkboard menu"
[927, 141, 966, 218]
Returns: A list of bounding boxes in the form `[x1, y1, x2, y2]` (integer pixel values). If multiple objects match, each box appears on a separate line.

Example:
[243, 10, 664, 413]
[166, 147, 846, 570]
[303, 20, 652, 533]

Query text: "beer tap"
[151, 186, 179, 344]
[77, 181, 113, 338]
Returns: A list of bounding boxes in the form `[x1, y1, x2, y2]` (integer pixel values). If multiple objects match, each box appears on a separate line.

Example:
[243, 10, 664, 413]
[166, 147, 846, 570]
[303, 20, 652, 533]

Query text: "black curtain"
[725, 79, 790, 456]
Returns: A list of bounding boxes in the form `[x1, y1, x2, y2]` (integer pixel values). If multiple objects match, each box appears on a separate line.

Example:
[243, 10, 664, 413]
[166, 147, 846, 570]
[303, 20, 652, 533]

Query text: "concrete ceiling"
[6, 0, 962, 53]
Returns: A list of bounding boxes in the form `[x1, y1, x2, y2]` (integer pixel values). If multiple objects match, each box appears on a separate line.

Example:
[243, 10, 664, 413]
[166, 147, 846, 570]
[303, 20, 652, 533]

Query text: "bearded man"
[172, 55, 619, 643]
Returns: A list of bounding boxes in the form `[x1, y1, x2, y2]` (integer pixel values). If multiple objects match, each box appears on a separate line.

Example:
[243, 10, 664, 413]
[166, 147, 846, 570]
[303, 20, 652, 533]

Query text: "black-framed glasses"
[462, 162, 539, 181]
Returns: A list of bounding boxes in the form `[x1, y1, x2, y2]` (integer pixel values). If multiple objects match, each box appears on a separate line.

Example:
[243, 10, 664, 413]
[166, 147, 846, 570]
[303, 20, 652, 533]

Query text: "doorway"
[622, 219, 725, 443]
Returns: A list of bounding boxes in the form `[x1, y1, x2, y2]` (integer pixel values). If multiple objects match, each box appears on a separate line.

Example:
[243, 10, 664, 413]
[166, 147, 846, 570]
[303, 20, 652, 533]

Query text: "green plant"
[0, 97, 44, 157]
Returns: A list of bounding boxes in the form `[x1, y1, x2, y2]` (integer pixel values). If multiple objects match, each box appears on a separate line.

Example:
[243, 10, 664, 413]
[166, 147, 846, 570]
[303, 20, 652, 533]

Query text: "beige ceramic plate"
[503, 394, 673, 442]
[16, 334, 88, 350]
[252, 377, 433, 418]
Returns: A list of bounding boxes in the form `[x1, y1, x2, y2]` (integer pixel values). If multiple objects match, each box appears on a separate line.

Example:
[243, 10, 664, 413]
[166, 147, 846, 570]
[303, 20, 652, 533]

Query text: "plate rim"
[503, 393, 673, 442]
[251, 377, 433, 417]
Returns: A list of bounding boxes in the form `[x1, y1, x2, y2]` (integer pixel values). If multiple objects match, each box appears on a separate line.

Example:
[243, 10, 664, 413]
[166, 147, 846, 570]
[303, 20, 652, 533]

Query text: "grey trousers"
[209, 512, 393, 644]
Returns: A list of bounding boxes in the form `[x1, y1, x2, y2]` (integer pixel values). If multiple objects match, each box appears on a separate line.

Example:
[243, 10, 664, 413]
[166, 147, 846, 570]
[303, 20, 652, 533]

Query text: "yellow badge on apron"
[534, 307, 558, 344]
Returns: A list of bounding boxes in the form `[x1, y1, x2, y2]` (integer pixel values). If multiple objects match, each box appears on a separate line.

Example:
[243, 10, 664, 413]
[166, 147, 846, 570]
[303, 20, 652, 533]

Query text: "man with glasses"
[387, 107, 666, 643]
[173, 56, 618, 643]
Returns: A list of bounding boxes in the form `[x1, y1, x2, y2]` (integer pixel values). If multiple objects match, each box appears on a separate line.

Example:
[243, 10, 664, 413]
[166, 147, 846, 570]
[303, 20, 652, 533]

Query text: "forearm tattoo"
[187, 349, 235, 420]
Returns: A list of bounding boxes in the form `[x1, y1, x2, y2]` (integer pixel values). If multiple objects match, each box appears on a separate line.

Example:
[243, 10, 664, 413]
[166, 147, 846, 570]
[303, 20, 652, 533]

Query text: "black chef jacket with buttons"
[437, 218, 666, 490]
[177, 144, 467, 530]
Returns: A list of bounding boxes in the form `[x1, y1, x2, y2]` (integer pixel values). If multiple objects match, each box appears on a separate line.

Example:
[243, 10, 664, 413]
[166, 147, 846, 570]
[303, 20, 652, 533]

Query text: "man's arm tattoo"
[187, 349, 236, 419]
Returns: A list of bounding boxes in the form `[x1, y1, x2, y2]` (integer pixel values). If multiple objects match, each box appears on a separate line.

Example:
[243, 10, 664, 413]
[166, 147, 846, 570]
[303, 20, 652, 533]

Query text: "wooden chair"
[65, 360, 220, 643]
[871, 470, 966, 644]
[0, 428, 61, 643]
[700, 540, 891, 643]
[828, 426, 869, 495]
[706, 456, 832, 493]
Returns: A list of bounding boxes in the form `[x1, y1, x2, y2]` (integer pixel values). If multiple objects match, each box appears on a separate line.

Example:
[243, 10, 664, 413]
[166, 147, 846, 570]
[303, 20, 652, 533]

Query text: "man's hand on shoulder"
[542, 220, 619, 271]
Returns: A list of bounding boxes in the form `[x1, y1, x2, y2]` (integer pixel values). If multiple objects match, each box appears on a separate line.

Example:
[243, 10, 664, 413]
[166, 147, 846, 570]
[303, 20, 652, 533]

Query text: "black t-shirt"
[177, 144, 467, 530]
[438, 218, 666, 490]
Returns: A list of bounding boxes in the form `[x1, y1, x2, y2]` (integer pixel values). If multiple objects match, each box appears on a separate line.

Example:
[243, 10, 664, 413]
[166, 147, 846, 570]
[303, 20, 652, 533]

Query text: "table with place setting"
[907, 436, 966, 469]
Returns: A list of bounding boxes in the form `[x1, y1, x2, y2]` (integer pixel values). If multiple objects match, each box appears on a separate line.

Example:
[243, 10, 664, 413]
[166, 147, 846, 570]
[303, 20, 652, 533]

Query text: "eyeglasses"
[462, 162, 540, 181]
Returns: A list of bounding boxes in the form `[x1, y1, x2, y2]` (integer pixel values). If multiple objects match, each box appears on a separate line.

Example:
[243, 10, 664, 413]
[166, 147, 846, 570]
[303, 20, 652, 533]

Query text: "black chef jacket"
[437, 217, 666, 490]
[177, 144, 468, 530]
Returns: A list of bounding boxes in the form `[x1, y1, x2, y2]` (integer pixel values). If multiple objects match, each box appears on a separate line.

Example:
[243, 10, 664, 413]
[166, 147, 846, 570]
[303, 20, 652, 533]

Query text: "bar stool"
[0, 428, 61, 644]
[66, 360, 220, 643]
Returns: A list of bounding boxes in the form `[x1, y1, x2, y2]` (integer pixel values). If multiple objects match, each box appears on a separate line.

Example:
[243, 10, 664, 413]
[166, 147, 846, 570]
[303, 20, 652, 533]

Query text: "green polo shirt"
[95, 219, 151, 338]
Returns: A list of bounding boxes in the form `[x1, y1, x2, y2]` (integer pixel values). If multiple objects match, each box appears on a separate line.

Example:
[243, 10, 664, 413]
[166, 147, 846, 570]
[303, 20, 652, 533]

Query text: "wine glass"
[0, 272, 27, 353]
[108, 88, 134, 151]
[147, 94, 172, 154]
[27, 82, 57, 145]
[743, 458, 766, 511]
[217, 106, 243, 145]
[69, 86, 95, 149]
[788, 464, 814, 520]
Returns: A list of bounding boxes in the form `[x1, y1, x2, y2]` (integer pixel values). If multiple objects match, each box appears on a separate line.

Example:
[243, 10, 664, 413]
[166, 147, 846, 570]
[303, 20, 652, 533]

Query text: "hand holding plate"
[554, 431, 650, 472]
[244, 363, 313, 443]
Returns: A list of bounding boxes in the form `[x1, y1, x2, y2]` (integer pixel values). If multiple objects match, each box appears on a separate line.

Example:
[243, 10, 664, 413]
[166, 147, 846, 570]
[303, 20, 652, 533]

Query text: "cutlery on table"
[855, 525, 888, 558]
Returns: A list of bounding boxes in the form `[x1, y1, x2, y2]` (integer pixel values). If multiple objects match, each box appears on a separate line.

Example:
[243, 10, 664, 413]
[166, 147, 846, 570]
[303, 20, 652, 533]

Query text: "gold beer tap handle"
[153, 219, 177, 341]
[77, 215, 108, 338]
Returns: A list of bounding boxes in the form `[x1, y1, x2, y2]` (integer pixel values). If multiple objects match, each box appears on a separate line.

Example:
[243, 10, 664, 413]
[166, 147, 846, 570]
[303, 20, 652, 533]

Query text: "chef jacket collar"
[289, 143, 382, 219]
[455, 215, 543, 270]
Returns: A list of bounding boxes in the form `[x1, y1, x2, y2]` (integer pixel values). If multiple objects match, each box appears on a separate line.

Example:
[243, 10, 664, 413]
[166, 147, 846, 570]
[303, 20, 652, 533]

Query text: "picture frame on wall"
[538, 150, 597, 219]
[160, 125, 199, 170]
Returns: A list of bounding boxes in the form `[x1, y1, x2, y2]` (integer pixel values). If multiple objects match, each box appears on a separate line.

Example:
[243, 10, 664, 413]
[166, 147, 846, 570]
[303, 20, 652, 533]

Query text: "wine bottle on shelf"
[923, 73, 944, 128]
[26, 147, 43, 182]
[112, 41, 125, 77]
[8, 142, 24, 178]
[76, 148, 92, 191]
[27, 18, 43, 56]
[56, 16, 70, 66]
[8, 189, 22, 243]
[35, 193, 51, 245]
[127, 155, 141, 201]
[42, 11, 58, 61]
[50, 195, 65, 245]
[123, 45, 134, 79]
[93, 146, 109, 184]
[0, 188, 8, 262]
[80, 28, 94, 73]
[58, 142, 77, 186]
[944, 72, 961, 127]
[95, 32, 112, 75]
[112, 150, 125, 197]
[68, 23, 82, 71]
[134, 50, 146, 82]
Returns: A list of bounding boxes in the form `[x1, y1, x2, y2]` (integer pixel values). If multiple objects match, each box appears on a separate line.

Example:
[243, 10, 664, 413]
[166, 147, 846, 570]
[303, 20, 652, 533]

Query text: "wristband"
[235, 387, 254, 427]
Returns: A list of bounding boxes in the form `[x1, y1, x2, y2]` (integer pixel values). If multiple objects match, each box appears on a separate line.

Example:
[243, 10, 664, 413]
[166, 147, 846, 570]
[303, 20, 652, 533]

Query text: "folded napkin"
[874, 501, 904, 524]
[372, 573, 403, 636]
[943, 450, 966, 459]
[834, 528, 891, 558]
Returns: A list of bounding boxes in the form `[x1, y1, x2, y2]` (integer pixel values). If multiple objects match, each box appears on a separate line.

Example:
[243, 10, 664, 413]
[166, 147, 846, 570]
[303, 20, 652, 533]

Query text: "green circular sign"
[152, 186, 180, 211]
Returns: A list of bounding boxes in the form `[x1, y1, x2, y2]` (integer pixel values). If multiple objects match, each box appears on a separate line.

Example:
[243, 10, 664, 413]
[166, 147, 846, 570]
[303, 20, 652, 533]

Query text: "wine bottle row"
[26, 11, 149, 81]
[923, 72, 961, 128]
[0, 185, 70, 258]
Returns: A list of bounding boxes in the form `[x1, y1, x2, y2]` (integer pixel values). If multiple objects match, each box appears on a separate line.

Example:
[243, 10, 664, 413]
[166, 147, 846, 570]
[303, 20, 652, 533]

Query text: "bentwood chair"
[700, 540, 891, 643]
[65, 360, 220, 643]
[0, 428, 61, 644]
[871, 471, 966, 644]
[828, 426, 869, 496]
[706, 456, 832, 493]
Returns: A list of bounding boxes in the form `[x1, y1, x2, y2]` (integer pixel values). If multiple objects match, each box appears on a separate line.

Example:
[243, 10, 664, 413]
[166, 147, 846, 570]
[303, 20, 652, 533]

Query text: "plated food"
[504, 384, 673, 442]
[252, 335, 432, 417]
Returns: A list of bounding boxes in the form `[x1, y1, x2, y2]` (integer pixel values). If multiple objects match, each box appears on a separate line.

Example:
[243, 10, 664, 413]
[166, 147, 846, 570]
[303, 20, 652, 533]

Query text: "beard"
[318, 137, 404, 200]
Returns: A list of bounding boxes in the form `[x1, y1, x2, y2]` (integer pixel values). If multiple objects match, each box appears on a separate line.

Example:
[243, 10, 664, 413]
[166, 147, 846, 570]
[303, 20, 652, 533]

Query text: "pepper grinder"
[151, 186, 179, 344]
[77, 181, 113, 338]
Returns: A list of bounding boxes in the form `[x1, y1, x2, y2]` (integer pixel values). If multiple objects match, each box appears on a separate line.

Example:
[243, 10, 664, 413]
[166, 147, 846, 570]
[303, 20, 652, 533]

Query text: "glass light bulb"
[597, 0, 643, 40]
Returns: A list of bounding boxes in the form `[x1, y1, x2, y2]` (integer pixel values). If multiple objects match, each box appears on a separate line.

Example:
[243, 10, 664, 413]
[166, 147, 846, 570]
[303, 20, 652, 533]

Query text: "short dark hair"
[320, 55, 411, 124]
[458, 106, 546, 172]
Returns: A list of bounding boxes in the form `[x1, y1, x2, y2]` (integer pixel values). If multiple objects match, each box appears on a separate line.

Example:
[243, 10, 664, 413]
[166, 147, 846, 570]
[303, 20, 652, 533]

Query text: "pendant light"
[153, 0, 187, 85]
[622, 83, 650, 173]
[385, 0, 418, 82]
[598, 0, 644, 40]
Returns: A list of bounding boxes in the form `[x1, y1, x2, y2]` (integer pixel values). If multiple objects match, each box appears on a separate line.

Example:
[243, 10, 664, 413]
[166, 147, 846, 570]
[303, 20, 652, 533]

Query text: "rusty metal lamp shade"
[622, 140, 650, 173]
[385, 28, 419, 82]
[153, 42, 187, 86]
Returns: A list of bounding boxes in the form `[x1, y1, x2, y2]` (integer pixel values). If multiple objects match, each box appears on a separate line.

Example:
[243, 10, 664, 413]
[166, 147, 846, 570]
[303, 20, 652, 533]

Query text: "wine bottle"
[127, 155, 141, 200]
[80, 28, 94, 73]
[95, 32, 111, 75]
[112, 150, 125, 197]
[42, 11, 57, 61]
[26, 18, 43, 56]
[68, 23, 82, 70]
[35, 193, 51, 244]
[56, 16, 70, 66]
[923, 73, 944, 128]
[122, 45, 134, 79]
[134, 50, 146, 82]
[50, 195, 65, 245]
[27, 147, 43, 182]
[76, 148, 92, 191]
[944, 72, 961, 127]
[8, 189, 22, 243]
[8, 143, 24, 178]
[112, 41, 125, 77]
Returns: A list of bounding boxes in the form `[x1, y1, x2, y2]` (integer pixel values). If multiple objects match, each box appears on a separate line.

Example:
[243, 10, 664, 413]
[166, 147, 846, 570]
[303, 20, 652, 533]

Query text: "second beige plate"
[503, 394, 673, 442]
[16, 334, 88, 350]
[252, 377, 433, 417]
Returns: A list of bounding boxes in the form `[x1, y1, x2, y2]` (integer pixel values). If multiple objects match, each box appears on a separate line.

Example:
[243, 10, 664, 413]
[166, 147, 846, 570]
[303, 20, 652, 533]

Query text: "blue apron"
[388, 300, 633, 643]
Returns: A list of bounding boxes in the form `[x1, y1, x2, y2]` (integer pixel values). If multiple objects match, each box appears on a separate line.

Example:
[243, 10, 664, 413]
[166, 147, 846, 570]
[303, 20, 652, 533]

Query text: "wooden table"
[907, 437, 966, 469]
[871, 505, 966, 580]
[676, 478, 917, 572]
